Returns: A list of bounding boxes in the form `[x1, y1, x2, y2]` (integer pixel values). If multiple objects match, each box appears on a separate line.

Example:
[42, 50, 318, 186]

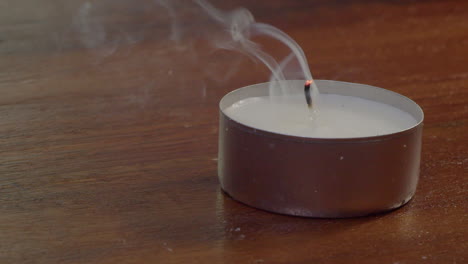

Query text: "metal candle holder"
[218, 80, 424, 218]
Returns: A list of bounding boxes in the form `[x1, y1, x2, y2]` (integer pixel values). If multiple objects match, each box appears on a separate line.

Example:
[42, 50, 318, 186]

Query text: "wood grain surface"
[0, 0, 466, 263]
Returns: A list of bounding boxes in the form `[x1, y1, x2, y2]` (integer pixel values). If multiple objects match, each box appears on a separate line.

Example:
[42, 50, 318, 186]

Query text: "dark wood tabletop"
[1, 0, 466, 263]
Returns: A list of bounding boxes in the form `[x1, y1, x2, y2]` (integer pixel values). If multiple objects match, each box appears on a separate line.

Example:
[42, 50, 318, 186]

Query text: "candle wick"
[304, 80, 313, 108]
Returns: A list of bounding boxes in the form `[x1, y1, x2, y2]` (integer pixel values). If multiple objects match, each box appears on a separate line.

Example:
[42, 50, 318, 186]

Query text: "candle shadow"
[215, 187, 408, 253]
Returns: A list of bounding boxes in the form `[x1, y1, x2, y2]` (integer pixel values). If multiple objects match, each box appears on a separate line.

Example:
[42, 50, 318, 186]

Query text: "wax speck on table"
[162, 242, 173, 252]
[201, 84, 207, 98]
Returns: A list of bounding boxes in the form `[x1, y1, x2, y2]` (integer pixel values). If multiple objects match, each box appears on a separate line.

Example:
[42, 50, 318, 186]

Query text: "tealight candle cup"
[218, 80, 424, 218]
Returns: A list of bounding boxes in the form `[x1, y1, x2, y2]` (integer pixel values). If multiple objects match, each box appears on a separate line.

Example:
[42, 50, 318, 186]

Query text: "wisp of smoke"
[194, 0, 319, 103]
[72, 0, 319, 106]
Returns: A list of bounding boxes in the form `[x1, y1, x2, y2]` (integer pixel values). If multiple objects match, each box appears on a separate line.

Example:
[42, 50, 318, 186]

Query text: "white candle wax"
[224, 94, 417, 138]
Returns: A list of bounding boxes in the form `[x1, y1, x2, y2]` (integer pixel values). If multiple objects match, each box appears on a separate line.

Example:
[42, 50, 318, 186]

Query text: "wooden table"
[1, 0, 466, 263]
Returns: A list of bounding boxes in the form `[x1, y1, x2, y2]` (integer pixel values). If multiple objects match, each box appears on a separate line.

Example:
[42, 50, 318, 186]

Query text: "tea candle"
[224, 93, 417, 138]
[218, 80, 424, 217]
